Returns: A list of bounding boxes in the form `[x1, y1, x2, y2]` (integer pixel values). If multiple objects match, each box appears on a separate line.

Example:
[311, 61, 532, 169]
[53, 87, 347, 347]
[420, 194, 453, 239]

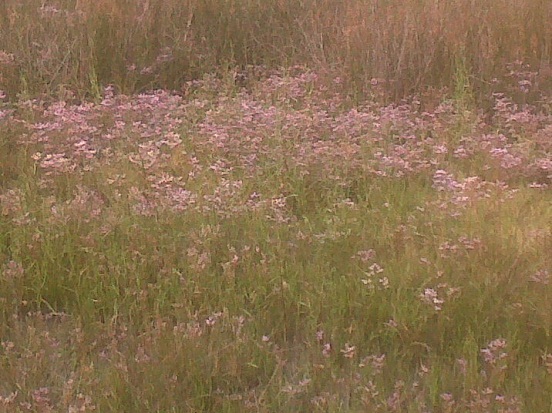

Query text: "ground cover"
[0, 66, 551, 411]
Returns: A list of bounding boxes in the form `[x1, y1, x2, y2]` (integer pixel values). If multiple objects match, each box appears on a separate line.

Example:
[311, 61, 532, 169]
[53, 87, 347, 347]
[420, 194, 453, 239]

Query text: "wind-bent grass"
[0, 69, 551, 411]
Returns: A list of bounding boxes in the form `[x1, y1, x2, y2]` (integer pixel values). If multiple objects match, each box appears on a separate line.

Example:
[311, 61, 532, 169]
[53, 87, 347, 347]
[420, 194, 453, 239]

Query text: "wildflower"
[0, 391, 17, 405]
[418, 362, 429, 377]
[420, 288, 444, 311]
[359, 354, 386, 374]
[315, 330, 324, 343]
[387, 380, 404, 411]
[352, 249, 376, 263]
[0, 51, 15, 65]
[384, 319, 398, 329]
[341, 343, 356, 359]
[369, 263, 384, 274]
[530, 269, 550, 284]
[433, 170, 460, 192]
[3, 261, 24, 279]
[205, 312, 223, 327]
[541, 353, 552, 374]
[481, 338, 508, 368]
[378, 277, 390, 289]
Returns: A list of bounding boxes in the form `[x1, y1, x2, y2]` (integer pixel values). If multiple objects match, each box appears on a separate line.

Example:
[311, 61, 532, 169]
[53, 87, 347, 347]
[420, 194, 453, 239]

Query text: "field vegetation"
[0, 0, 551, 411]
[1, 0, 551, 103]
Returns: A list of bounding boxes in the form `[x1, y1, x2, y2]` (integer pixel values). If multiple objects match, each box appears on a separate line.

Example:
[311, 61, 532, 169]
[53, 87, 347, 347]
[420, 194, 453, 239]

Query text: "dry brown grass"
[0, 0, 550, 102]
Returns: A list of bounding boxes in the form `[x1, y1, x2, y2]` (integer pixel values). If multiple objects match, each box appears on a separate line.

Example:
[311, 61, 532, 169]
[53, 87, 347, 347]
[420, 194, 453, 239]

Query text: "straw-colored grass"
[0, 0, 550, 102]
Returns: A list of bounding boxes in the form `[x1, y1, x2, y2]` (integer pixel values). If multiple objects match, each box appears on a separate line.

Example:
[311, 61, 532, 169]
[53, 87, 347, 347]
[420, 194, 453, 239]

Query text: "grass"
[0, 1, 551, 412]
[0, 69, 551, 411]
[0, 0, 551, 103]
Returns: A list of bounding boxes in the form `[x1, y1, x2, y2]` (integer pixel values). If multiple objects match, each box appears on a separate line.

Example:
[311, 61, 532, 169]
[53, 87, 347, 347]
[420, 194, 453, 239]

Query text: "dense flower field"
[0, 67, 551, 411]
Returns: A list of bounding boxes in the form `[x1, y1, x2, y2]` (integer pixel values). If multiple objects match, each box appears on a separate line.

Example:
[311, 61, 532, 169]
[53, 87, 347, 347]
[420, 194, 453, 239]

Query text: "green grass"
[0, 2, 551, 410]
[1, 76, 551, 411]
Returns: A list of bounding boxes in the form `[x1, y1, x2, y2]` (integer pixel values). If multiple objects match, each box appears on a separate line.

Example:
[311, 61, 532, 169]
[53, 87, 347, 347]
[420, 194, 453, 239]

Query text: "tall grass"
[1, 1, 551, 411]
[0, 0, 551, 102]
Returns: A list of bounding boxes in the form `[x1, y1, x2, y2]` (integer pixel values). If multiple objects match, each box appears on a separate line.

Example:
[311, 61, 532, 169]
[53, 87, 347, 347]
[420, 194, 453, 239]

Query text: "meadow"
[0, 0, 551, 412]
